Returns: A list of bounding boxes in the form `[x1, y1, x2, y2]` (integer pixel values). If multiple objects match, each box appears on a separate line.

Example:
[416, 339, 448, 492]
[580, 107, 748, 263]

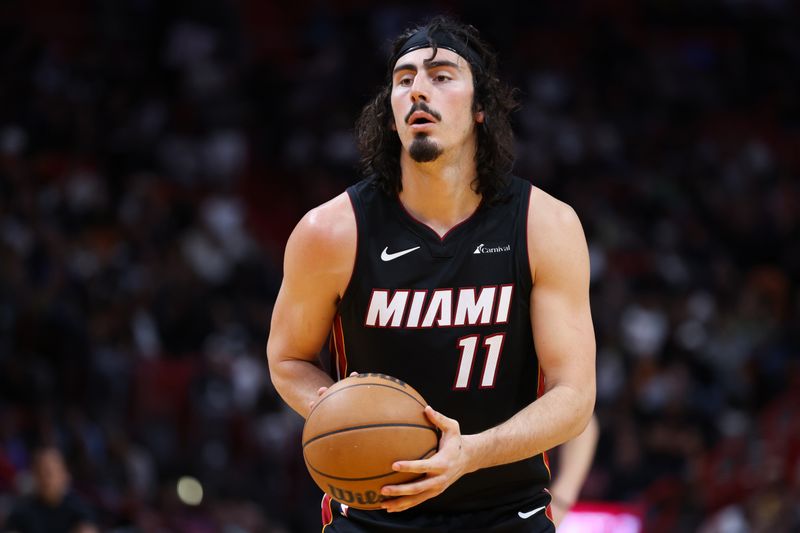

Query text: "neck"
[398, 142, 481, 237]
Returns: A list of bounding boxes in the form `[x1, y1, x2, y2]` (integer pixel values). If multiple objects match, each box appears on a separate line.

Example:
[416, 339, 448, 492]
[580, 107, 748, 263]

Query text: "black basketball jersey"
[331, 175, 551, 514]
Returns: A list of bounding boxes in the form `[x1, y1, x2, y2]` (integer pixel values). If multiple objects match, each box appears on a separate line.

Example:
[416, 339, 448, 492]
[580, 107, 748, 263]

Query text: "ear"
[390, 121, 397, 131]
[475, 110, 485, 124]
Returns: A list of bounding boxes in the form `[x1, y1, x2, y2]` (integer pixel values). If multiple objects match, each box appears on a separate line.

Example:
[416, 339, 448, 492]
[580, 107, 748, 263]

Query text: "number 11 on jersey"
[454, 333, 506, 389]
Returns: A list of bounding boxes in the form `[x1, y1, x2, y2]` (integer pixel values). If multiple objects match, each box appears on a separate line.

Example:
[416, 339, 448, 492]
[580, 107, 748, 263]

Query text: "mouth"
[407, 111, 437, 126]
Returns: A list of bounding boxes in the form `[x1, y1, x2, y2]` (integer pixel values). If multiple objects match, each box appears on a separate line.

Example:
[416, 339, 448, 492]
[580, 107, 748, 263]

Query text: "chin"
[409, 135, 443, 163]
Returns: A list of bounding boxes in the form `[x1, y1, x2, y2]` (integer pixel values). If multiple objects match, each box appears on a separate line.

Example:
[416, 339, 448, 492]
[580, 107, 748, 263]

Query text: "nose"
[410, 75, 430, 103]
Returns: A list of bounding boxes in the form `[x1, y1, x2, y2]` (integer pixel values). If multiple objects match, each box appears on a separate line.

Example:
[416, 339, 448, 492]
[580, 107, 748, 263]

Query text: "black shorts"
[320, 492, 555, 532]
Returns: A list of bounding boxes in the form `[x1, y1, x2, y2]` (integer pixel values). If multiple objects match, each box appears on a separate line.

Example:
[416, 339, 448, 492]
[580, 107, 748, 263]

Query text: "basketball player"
[267, 16, 596, 532]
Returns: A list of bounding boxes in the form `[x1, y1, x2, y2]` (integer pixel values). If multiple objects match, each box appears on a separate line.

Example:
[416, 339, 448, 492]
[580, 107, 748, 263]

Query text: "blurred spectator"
[3, 446, 97, 533]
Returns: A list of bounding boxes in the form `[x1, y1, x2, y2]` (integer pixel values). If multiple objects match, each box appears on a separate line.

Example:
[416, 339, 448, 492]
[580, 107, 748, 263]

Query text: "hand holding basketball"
[302, 373, 440, 510]
[379, 405, 473, 512]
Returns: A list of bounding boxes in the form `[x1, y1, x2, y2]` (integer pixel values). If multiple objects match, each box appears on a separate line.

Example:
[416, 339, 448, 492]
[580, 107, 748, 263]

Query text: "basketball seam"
[308, 382, 426, 418]
[303, 423, 437, 448]
[305, 445, 438, 481]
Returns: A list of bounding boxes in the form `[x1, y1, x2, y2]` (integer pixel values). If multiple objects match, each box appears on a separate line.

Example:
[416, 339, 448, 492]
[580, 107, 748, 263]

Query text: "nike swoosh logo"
[380, 246, 420, 262]
[518, 506, 546, 519]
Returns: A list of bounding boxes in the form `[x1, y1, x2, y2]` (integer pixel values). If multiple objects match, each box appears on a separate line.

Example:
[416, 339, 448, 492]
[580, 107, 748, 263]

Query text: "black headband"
[391, 28, 484, 71]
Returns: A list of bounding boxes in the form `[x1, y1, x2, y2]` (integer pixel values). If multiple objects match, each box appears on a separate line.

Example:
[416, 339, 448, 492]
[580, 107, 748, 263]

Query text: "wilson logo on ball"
[327, 485, 384, 506]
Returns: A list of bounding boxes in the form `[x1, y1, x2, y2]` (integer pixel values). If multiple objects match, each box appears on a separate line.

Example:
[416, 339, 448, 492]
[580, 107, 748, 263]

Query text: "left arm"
[382, 189, 596, 511]
[462, 190, 596, 466]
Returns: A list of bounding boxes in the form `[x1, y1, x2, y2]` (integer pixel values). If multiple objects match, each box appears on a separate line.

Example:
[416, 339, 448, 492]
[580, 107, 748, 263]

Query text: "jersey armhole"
[522, 181, 535, 290]
[337, 187, 360, 307]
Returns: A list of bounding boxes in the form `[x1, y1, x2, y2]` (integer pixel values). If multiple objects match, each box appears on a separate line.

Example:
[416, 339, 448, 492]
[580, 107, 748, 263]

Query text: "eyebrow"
[392, 59, 462, 75]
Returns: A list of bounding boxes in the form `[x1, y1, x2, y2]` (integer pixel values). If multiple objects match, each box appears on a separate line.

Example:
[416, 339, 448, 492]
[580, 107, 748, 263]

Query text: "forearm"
[462, 383, 594, 473]
[269, 357, 335, 419]
[550, 414, 599, 505]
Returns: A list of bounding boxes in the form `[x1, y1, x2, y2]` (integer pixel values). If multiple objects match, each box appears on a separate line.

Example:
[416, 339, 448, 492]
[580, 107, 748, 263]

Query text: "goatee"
[409, 135, 443, 162]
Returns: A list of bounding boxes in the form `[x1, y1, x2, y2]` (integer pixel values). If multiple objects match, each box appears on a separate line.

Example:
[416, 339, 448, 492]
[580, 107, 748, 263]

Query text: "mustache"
[404, 102, 442, 124]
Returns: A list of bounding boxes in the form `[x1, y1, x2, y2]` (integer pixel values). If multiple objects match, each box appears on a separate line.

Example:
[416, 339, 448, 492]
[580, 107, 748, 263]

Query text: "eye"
[433, 73, 452, 82]
[396, 75, 414, 87]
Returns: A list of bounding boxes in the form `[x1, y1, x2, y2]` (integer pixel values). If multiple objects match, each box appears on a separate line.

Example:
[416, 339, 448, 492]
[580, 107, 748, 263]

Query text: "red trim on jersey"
[328, 335, 336, 377]
[524, 184, 534, 285]
[537, 363, 553, 479]
[331, 314, 348, 379]
[321, 493, 333, 529]
[536, 362, 546, 399]
[542, 448, 552, 479]
[528, 183, 551, 482]
[339, 192, 359, 304]
[545, 502, 555, 523]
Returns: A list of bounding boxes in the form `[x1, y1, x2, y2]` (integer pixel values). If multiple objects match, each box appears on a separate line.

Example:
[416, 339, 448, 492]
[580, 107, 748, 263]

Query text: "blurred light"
[621, 305, 668, 357]
[676, 320, 708, 351]
[177, 476, 203, 506]
[687, 291, 716, 322]
[560, 503, 643, 533]
[1, 125, 27, 155]
[589, 243, 607, 282]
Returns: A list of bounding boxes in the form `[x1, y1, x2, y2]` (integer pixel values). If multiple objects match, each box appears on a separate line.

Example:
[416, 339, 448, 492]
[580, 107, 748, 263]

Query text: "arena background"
[1, 0, 799, 531]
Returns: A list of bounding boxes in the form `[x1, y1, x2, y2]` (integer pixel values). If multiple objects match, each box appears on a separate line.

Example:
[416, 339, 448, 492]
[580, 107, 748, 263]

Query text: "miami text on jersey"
[364, 285, 514, 328]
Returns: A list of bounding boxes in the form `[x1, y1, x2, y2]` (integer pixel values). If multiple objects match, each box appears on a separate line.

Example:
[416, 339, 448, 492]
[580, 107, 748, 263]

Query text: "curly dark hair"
[355, 16, 519, 204]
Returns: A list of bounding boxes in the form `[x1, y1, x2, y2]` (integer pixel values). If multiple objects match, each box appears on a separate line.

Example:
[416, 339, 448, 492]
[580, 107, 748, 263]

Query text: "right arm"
[266, 193, 357, 419]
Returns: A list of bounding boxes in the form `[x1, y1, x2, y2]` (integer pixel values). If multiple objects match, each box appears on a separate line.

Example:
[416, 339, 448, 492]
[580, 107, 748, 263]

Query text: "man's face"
[34, 448, 70, 505]
[390, 47, 484, 163]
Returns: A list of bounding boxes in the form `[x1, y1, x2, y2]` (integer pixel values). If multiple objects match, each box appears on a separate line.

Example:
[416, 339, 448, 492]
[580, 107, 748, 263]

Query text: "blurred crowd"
[1, 0, 799, 532]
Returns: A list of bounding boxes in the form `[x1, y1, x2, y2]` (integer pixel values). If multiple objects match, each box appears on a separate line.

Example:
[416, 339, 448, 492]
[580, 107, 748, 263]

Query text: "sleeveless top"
[330, 175, 551, 513]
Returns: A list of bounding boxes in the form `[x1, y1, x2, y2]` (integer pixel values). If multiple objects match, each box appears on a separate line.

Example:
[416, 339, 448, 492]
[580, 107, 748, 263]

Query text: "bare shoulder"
[528, 186, 582, 233]
[285, 192, 356, 295]
[293, 192, 356, 247]
[527, 186, 588, 282]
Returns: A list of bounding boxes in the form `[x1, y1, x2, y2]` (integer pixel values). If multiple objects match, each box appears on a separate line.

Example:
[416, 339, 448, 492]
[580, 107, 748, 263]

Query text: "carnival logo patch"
[473, 243, 511, 254]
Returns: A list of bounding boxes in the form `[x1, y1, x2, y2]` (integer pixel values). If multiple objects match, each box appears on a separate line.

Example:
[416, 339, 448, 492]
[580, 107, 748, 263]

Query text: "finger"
[424, 406, 458, 432]
[309, 386, 330, 410]
[381, 475, 441, 497]
[392, 458, 438, 473]
[349, 371, 359, 377]
[382, 490, 437, 513]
